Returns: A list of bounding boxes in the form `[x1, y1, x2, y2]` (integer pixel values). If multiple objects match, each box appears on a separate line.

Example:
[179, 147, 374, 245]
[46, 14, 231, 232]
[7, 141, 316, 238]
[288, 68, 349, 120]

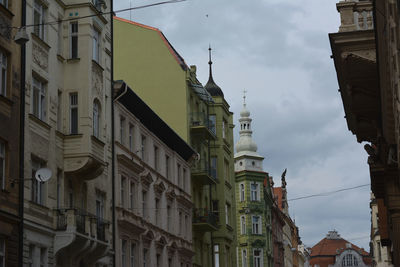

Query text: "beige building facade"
[114, 81, 196, 267]
[23, 0, 113, 266]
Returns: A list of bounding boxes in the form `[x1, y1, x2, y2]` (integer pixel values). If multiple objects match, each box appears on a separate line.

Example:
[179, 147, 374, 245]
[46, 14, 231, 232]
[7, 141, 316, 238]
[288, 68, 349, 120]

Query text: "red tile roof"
[310, 235, 371, 267]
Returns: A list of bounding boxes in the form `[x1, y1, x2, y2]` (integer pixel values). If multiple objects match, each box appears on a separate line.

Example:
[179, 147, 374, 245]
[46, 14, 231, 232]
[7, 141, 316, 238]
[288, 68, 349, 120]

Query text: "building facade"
[23, 0, 113, 266]
[114, 80, 196, 267]
[329, 0, 400, 264]
[0, 0, 22, 266]
[271, 184, 285, 267]
[234, 96, 273, 267]
[370, 194, 393, 267]
[113, 17, 237, 267]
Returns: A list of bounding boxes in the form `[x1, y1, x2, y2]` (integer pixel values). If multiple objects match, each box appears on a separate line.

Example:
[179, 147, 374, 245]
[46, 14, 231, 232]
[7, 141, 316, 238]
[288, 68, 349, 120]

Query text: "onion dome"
[205, 46, 224, 97]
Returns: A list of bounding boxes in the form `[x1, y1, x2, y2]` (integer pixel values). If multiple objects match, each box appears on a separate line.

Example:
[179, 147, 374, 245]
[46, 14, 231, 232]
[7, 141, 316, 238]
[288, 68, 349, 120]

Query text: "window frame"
[69, 93, 78, 134]
[93, 100, 100, 138]
[92, 27, 100, 62]
[240, 215, 246, 235]
[253, 249, 262, 267]
[242, 249, 247, 267]
[32, 77, 46, 121]
[33, 0, 45, 40]
[239, 183, 245, 202]
[129, 181, 135, 211]
[252, 215, 261, 234]
[31, 159, 45, 205]
[70, 21, 78, 59]
[128, 124, 134, 151]
[120, 175, 126, 208]
[120, 116, 125, 144]
[0, 49, 7, 97]
[0, 141, 5, 190]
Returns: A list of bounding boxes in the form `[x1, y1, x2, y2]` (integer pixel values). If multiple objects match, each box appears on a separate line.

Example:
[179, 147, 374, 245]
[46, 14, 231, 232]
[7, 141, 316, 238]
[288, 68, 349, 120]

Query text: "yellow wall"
[114, 18, 189, 141]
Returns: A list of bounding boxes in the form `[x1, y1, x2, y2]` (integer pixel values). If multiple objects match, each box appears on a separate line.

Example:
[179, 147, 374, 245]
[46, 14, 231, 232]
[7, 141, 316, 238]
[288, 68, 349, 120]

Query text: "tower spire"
[205, 45, 224, 97]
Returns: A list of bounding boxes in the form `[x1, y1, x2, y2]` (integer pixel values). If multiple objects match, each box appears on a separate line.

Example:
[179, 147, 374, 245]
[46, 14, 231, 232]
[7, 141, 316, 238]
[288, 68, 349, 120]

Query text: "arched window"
[342, 254, 358, 266]
[93, 100, 100, 138]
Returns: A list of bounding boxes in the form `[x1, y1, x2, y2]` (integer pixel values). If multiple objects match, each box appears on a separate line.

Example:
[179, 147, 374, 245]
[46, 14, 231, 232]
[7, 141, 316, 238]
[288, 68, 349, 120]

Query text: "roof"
[205, 75, 224, 97]
[310, 232, 372, 267]
[114, 16, 188, 70]
[114, 80, 196, 161]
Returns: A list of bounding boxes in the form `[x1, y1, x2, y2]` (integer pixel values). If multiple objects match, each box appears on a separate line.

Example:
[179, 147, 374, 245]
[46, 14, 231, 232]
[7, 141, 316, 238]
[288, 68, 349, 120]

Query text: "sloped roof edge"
[114, 16, 188, 70]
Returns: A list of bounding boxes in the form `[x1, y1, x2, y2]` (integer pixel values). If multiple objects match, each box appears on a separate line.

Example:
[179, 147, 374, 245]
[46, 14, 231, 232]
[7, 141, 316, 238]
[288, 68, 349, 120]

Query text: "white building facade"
[114, 81, 196, 267]
[23, 0, 112, 266]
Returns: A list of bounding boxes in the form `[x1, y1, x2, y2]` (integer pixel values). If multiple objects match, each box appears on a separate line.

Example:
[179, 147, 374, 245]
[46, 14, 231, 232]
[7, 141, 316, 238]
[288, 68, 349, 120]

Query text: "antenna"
[35, 168, 52, 182]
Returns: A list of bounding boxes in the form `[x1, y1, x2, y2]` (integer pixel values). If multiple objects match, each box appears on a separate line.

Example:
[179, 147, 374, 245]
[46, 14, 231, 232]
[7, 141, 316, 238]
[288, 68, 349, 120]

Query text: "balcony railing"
[190, 112, 216, 137]
[55, 208, 109, 241]
[192, 208, 218, 228]
[337, 0, 373, 32]
[191, 159, 217, 185]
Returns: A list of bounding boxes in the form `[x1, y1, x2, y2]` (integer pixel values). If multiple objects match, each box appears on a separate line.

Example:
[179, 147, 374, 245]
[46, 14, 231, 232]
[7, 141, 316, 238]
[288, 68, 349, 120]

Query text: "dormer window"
[341, 254, 358, 266]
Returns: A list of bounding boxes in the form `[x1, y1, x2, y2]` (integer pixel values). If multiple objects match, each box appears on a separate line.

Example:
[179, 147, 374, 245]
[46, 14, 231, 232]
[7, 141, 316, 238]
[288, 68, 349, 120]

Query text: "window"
[341, 254, 358, 266]
[0, 50, 7, 96]
[143, 248, 148, 267]
[40, 247, 47, 267]
[93, 28, 100, 62]
[242, 249, 247, 267]
[222, 119, 226, 139]
[129, 182, 135, 210]
[121, 239, 127, 267]
[32, 77, 46, 120]
[33, 0, 45, 40]
[209, 115, 216, 134]
[93, 100, 100, 138]
[0, 0, 8, 8]
[70, 22, 78, 58]
[211, 156, 217, 179]
[165, 155, 170, 178]
[154, 146, 159, 170]
[252, 216, 261, 234]
[0, 141, 5, 190]
[253, 249, 262, 267]
[167, 205, 171, 231]
[224, 160, 229, 182]
[377, 241, 382, 262]
[70, 93, 78, 134]
[157, 254, 161, 267]
[240, 215, 246, 234]
[121, 176, 126, 207]
[179, 211, 182, 235]
[57, 17, 63, 55]
[225, 203, 230, 225]
[183, 168, 187, 191]
[56, 170, 62, 208]
[120, 116, 125, 144]
[96, 192, 105, 220]
[28, 245, 34, 267]
[250, 182, 259, 201]
[155, 198, 160, 226]
[57, 91, 62, 131]
[239, 183, 245, 202]
[31, 159, 44, 205]
[142, 191, 147, 218]
[130, 243, 135, 267]
[0, 238, 4, 267]
[214, 244, 220, 267]
[141, 135, 146, 161]
[129, 124, 134, 151]
[177, 163, 181, 187]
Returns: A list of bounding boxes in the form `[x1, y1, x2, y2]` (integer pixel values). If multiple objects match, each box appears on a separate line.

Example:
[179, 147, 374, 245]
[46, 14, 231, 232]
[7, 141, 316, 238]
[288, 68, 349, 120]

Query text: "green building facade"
[234, 97, 273, 267]
[114, 17, 237, 267]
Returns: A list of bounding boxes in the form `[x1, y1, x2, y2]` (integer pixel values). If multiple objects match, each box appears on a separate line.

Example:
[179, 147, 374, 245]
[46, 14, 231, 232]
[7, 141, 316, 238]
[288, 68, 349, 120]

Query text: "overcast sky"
[114, 0, 372, 250]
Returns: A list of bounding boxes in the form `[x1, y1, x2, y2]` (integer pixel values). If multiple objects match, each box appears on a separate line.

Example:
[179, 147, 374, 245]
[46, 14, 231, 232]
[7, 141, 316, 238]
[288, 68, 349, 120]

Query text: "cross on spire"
[243, 89, 247, 105]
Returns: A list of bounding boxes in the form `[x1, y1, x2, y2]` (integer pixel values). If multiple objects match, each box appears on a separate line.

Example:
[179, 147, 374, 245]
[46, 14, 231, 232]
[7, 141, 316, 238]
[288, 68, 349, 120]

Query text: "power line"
[2, 0, 187, 30]
[287, 183, 370, 202]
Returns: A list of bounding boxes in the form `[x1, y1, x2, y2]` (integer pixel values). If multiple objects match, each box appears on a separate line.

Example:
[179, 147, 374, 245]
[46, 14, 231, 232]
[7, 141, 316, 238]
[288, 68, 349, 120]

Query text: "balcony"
[192, 208, 218, 232]
[190, 112, 216, 139]
[330, 0, 379, 143]
[54, 208, 110, 266]
[191, 159, 217, 185]
[63, 134, 106, 180]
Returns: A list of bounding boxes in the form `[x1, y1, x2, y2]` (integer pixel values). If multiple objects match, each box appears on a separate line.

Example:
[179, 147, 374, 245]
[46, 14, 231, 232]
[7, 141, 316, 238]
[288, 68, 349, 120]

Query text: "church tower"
[235, 92, 273, 267]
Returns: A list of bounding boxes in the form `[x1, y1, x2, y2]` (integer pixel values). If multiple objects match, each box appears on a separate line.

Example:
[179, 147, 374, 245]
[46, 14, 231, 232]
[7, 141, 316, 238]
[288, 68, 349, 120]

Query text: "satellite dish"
[35, 168, 52, 182]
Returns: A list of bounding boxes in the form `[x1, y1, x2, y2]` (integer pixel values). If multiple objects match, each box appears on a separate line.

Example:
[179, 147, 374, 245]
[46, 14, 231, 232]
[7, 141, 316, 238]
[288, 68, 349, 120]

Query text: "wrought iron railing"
[192, 208, 218, 227]
[190, 112, 216, 135]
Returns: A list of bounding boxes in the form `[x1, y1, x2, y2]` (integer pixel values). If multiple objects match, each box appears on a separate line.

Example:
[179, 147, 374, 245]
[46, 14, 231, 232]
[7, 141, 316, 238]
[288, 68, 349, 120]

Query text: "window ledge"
[67, 58, 80, 63]
[92, 59, 104, 71]
[57, 54, 65, 62]
[31, 33, 51, 50]
[0, 3, 14, 18]
[0, 94, 13, 106]
[28, 113, 51, 130]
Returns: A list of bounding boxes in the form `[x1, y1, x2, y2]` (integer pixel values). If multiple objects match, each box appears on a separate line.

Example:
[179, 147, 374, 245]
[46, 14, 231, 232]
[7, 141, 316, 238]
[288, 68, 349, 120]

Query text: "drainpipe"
[18, 1, 27, 266]
[110, 1, 116, 266]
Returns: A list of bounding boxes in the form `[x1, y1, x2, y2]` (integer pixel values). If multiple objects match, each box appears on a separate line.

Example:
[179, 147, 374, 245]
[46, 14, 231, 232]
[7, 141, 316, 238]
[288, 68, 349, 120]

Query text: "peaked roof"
[114, 16, 188, 70]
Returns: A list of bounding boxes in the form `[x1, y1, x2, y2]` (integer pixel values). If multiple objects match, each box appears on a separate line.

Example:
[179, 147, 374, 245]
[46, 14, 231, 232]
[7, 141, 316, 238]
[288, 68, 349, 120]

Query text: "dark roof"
[205, 75, 224, 97]
[114, 80, 196, 162]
